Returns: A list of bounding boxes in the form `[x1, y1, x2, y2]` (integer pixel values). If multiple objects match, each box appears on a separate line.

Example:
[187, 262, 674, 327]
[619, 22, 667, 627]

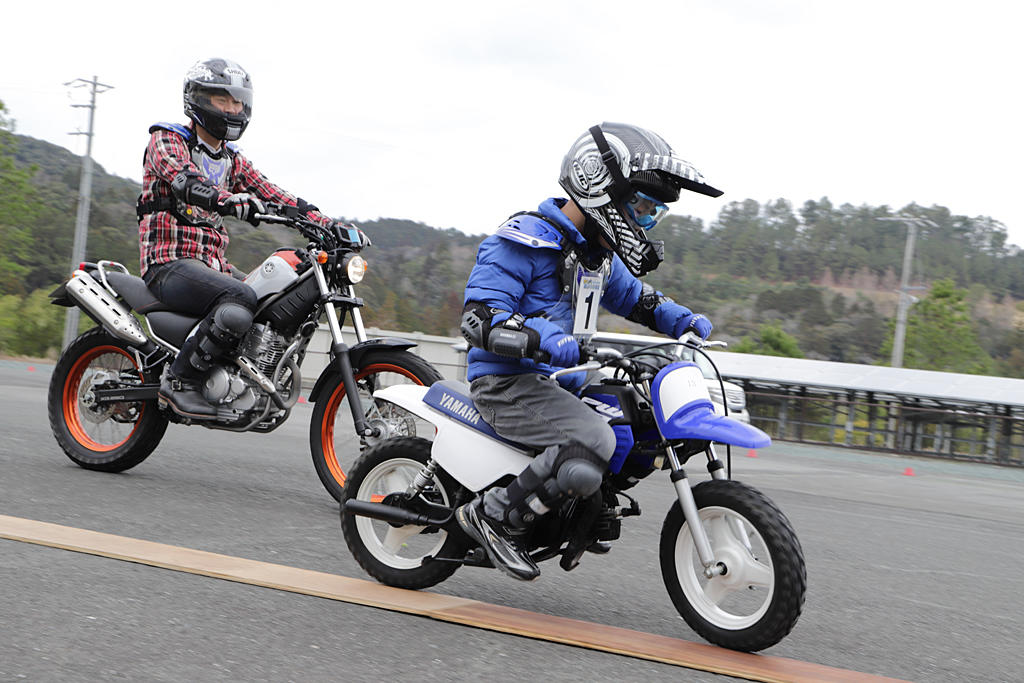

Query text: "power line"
[61, 76, 113, 350]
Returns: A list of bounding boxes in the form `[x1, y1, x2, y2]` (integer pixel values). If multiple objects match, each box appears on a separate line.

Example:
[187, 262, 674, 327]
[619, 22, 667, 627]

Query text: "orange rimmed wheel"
[309, 350, 441, 501]
[48, 327, 168, 472]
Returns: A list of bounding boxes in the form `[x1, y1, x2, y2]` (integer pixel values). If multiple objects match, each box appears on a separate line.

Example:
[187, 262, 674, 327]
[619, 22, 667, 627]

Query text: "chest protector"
[496, 211, 612, 340]
[136, 122, 237, 228]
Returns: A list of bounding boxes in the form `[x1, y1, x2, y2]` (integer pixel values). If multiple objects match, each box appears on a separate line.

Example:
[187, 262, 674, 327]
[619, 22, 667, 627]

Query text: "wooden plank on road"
[0, 514, 907, 683]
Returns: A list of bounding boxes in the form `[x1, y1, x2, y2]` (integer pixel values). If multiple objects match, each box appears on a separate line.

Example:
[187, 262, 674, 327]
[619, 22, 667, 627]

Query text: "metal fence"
[743, 387, 1024, 466]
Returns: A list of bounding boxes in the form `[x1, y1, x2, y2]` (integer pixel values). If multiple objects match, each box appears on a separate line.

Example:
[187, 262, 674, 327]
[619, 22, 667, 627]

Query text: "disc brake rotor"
[78, 370, 115, 424]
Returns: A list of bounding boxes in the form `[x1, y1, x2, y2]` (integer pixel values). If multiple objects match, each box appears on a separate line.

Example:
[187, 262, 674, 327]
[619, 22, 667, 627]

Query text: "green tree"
[732, 323, 804, 358]
[991, 321, 1024, 378]
[0, 100, 43, 294]
[880, 278, 994, 374]
[0, 285, 67, 356]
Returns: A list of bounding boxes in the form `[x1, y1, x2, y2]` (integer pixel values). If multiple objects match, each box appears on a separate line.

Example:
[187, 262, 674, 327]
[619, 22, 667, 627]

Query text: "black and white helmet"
[183, 58, 253, 142]
[558, 122, 723, 276]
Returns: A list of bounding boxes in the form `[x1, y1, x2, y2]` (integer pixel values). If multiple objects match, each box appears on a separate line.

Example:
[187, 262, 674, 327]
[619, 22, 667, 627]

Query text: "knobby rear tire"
[340, 436, 469, 589]
[47, 327, 168, 472]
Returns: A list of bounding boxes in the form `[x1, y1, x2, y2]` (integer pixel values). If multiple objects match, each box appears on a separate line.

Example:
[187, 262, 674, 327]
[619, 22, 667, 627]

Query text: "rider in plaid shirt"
[139, 57, 344, 420]
[138, 126, 328, 277]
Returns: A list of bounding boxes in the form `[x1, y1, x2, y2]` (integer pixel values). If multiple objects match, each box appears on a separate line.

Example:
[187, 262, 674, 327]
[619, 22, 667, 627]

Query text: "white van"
[590, 332, 751, 423]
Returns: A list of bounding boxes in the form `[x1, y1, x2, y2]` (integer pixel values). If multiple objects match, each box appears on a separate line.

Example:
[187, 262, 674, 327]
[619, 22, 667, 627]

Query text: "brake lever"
[546, 360, 603, 382]
[678, 331, 727, 349]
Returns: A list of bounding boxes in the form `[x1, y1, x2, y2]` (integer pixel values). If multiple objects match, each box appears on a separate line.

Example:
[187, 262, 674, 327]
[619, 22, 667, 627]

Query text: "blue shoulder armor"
[495, 213, 564, 251]
[149, 122, 194, 140]
[148, 122, 238, 153]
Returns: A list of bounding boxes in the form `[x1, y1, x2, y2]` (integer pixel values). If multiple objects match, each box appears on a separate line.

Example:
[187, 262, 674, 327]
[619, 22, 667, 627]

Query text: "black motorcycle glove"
[219, 193, 265, 226]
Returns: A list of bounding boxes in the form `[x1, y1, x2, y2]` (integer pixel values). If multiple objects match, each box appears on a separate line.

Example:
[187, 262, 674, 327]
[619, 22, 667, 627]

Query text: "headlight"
[343, 254, 367, 283]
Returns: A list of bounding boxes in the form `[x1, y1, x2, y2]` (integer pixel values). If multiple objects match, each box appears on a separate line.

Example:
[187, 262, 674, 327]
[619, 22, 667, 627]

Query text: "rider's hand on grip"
[674, 312, 713, 340]
[524, 318, 579, 368]
[219, 193, 265, 226]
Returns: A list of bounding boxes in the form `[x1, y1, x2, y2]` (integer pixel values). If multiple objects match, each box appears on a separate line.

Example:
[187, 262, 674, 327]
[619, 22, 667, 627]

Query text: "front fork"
[643, 378, 729, 578]
[310, 257, 377, 438]
[664, 443, 728, 577]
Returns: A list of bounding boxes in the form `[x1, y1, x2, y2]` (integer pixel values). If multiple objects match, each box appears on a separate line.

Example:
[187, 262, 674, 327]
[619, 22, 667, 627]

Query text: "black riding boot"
[159, 332, 217, 419]
[456, 498, 540, 581]
[158, 302, 253, 420]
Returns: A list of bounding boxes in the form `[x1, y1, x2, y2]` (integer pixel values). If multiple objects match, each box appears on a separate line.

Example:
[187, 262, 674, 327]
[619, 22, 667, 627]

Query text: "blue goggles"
[624, 191, 670, 230]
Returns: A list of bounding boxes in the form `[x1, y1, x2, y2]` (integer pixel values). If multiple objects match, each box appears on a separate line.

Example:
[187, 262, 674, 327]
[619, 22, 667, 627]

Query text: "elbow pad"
[460, 302, 540, 358]
[170, 171, 220, 212]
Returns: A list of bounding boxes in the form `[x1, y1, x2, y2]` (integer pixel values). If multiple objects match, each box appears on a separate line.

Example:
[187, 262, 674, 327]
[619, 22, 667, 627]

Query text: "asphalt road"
[2, 359, 1022, 682]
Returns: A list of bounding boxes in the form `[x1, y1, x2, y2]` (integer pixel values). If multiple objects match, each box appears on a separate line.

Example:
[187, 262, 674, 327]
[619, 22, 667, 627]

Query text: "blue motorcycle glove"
[524, 318, 579, 368]
[656, 301, 713, 340]
[673, 312, 713, 340]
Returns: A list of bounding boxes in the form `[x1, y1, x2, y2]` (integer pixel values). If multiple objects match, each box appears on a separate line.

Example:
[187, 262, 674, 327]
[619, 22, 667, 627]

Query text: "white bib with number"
[572, 265, 606, 338]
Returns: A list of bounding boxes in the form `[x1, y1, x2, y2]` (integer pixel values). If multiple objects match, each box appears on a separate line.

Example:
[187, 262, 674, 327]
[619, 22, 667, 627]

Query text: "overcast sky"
[3, 0, 1022, 247]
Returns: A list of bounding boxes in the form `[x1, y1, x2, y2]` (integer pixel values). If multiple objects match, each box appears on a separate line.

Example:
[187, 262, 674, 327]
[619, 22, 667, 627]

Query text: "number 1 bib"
[572, 263, 608, 339]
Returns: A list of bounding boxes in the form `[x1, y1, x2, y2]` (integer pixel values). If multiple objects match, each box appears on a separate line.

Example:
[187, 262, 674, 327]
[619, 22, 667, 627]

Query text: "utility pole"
[877, 214, 937, 368]
[62, 76, 113, 350]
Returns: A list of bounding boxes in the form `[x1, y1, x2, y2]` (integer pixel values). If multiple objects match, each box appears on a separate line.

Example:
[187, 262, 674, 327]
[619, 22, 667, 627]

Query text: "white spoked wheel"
[340, 437, 470, 589]
[660, 479, 806, 652]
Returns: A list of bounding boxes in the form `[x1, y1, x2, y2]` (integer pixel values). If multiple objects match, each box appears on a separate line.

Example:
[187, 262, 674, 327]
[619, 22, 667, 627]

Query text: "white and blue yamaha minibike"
[340, 334, 806, 652]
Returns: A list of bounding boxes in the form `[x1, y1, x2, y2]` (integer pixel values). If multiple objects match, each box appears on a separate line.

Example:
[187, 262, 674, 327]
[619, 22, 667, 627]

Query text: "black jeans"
[143, 259, 256, 317]
[144, 259, 257, 380]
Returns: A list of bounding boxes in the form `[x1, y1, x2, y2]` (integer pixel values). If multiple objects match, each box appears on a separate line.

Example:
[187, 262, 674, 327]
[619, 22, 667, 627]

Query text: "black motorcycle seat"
[105, 271, 171, 314]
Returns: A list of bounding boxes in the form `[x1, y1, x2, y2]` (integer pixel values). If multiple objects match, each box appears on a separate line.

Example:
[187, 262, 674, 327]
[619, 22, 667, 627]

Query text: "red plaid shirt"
[138, 124, 329, 275]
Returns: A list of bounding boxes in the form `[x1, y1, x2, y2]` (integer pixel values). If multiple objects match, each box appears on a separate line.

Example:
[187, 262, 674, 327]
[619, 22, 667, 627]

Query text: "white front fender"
[373, 385, 533, 492]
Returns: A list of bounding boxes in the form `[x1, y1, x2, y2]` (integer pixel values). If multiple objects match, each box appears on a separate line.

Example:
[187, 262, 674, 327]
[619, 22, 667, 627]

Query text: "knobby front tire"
[309, 349, 442, 501]
[659, 479, 806, 652]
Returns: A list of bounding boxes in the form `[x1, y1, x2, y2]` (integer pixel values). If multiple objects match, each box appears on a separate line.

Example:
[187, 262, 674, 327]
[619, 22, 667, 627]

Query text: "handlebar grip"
[532, 349, 551, 364]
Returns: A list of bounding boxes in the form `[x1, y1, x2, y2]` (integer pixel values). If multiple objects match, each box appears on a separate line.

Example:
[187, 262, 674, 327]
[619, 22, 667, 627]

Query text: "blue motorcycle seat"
[423, 380, 533, 451]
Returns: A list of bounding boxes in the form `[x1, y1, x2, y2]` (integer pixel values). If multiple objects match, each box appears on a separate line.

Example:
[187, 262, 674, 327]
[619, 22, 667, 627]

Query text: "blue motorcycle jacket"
[464, 198, 691, 391]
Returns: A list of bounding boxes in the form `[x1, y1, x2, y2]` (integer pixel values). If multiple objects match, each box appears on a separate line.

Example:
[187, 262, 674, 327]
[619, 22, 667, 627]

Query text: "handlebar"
[542, 335, 727, 383]
[544, 347, 625, 382]
[251, 213, 293, 225]
[252, 203, 365, 250]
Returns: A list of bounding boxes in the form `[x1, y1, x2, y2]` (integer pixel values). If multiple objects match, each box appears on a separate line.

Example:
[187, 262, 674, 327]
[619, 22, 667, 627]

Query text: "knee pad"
[555, 459, 603, 498]
[552, 443, 607, 498]
[212, 302, 254, 337]
[195, 303, 254, 363]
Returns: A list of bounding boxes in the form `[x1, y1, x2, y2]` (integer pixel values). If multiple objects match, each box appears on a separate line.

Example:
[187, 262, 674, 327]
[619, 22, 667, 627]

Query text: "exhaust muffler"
[65, 270, 150, 347]
[343, 498, 453, 527]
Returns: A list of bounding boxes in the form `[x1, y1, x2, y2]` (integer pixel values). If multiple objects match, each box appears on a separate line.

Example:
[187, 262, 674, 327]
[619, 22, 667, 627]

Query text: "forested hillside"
[1, 99, 1021, 375]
